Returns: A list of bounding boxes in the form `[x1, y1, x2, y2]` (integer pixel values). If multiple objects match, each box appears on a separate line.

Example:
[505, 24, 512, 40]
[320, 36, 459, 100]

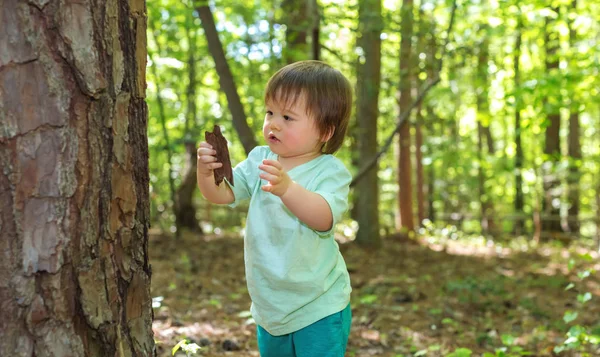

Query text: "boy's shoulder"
[316, 154, 351, 176]
[247, 145, 273, 161]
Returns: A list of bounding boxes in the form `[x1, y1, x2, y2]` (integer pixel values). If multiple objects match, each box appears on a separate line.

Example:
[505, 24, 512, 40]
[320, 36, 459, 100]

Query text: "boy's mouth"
[268, 133, 280, 143]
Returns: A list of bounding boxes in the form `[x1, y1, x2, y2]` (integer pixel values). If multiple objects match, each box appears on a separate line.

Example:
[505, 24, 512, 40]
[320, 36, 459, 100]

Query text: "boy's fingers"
[200, 155, 218, 163]
[197, 148, 217, 156]
[210, 162, 223, 169]
[259, 173, 278, 183]
[259, 165, 280, 175]
[262, 159, 282, 169]
[261, 184, 271, 192]
[199, 142, 213, 149]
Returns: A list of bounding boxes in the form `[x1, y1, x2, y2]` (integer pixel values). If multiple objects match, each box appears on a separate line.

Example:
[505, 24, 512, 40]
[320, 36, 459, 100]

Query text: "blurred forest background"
[145, 0, 600, 356]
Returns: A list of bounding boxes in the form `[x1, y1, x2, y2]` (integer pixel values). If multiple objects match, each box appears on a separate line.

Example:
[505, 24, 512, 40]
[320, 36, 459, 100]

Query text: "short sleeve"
[226, 146, 267, 207]
[312, 159, 352, 236]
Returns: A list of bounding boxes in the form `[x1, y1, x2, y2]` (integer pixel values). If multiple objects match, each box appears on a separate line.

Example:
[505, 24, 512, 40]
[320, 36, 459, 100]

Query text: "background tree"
[542, 6, 562, 235]
[354, 0, 383, 246]
[0, 0, 154, 355]
[398, 0, 415, 232]
[567, 0, 582, 234]
[197, 3, 258, 154]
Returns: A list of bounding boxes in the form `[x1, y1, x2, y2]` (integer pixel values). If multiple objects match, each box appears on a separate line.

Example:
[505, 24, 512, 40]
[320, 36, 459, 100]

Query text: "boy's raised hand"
[197, 142, 223, 177]
[259, 159, 292, 197]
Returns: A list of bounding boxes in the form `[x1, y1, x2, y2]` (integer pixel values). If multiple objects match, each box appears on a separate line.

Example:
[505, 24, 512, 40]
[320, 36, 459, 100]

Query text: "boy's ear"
[321, 127, 335, 142]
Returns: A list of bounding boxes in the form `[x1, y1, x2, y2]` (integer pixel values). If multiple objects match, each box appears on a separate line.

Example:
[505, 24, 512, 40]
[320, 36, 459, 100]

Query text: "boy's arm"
[197, 172, 235, 204]
[259, 159, 340, 232]
[197, 142, 235, 204]
[280, 183, 333, 231]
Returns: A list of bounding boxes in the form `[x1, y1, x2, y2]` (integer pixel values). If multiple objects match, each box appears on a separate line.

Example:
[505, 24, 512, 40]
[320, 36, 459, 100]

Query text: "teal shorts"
[256, 304, 352, 357]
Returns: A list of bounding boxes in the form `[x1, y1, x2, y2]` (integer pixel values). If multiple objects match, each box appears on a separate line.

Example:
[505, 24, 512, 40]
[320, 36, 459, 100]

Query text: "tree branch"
[350, 0, 457, 187]
[351, 77, 440, 187]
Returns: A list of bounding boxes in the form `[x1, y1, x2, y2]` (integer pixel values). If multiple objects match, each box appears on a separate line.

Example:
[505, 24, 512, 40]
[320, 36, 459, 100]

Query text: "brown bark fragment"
[205, 125, 233, 186]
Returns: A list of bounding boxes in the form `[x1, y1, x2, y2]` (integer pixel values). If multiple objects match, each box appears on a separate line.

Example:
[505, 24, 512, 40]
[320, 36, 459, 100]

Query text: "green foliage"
[172, 339, 201, 356]
[146, 0, 600, 242]
[553, 263, 599, 355]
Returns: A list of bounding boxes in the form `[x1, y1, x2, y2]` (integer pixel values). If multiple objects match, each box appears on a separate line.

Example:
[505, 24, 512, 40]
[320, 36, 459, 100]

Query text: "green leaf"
[577, 270, 591, 280]
[577, 292, 592, 304]
[501, 334, 515, 346]
[565, 283, 575, 291]
[568, 259, 575, 271]
[182, 343, 201, 354]
[447, 348, 472, 357]
[428, 344, 441, 351]
[359, 294, 378, 305]
[553, 345, 566, 354]
[563, 311, 578, 323]
[579, 253, 593, 262]
[414, 349, 428, 356]
[172, 340, 186, 356]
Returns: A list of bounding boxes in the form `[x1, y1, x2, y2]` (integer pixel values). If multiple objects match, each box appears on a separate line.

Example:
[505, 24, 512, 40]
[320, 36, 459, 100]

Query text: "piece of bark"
[205, 125, 234, 186]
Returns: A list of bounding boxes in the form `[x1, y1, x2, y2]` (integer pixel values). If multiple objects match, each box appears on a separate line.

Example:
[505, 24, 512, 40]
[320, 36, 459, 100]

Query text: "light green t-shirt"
[227, 146, 352, 336]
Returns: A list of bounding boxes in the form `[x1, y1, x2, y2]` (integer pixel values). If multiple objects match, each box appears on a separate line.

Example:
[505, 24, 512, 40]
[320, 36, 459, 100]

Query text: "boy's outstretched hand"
[259, 159, 292, 197]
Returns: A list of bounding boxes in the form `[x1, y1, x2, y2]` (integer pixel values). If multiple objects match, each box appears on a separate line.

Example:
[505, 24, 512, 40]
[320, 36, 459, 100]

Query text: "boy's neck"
[277, 151, 322, 171]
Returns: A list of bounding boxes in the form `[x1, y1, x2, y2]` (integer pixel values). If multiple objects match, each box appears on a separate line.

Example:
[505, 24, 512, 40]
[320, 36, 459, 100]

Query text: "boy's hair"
[264, 60, 352, 154]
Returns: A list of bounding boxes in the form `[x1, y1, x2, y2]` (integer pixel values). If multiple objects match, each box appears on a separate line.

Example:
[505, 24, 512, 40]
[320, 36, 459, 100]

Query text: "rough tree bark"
[0, 0, 154, 355]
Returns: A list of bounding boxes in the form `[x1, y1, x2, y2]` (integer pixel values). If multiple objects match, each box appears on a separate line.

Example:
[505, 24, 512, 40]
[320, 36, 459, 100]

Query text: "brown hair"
[264, 60, 352, 154]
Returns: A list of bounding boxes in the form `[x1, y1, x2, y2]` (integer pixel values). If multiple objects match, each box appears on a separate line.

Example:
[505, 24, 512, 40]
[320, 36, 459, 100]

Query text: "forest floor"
[149, 229, 600, 357]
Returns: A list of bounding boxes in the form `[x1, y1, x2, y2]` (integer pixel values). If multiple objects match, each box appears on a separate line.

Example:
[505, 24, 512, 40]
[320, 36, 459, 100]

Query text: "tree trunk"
[197, 5, 258, 155]
[0, 0, 154, 355]
[174, 13, 201, 233]
[354, 0, 382, 246]
[567, 0, 581, 234]
[542, 7, 563, 234]
[476, 26, 495, 234]
[310, 0, 320, 61]
[148, 27, 179, 238]
[398, 0, 415, 232]
[176, 142, 202, 232]
[282, 0, 309, 64]
[414, 4, 427, 227]
[514, 19, 525, 235]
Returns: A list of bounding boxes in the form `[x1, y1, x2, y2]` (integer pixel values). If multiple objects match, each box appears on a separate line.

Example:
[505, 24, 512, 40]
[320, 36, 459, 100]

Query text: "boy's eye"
[266, 110, 273, 115]
[283, 115, 293, 121]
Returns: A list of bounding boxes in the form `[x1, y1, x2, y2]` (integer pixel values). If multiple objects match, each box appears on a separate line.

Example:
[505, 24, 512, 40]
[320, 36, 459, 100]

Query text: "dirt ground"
[149, 230, 600, 357]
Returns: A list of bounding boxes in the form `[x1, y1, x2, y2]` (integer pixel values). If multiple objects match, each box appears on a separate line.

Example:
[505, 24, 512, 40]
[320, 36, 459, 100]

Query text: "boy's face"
[263, 93, 324, 160]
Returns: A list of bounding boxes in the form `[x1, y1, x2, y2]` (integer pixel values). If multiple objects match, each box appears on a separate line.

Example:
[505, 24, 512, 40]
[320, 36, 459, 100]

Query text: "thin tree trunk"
[0, 0, 154, 355]
[148, 27, 180, 238]
[514, 18, 525, 235]
[476, 25, 495, 233]
[197, 5, 258, 154]
[282, 0, 309, 64]
[175, 14, 201, 233]
[355, 0, 382, 246]
[398, 0, 415, 232]
[542, 7, 563, 234]
[567, 0, 581, 234]
[310, 0, 320, 61]
[414, 4, 427, 227]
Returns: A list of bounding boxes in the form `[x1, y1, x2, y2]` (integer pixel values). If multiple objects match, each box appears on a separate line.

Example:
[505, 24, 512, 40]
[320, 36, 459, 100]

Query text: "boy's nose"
[269, 119, 280, 131]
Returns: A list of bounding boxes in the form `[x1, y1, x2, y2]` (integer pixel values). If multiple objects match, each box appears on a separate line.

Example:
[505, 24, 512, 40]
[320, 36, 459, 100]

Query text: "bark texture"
[0, 0, 154, 355]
